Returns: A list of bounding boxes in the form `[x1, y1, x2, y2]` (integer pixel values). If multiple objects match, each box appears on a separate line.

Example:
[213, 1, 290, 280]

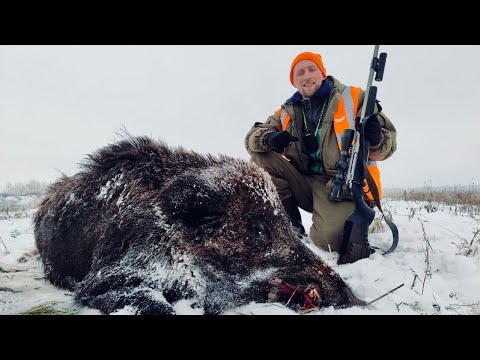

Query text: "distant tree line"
[0, 180, 49, 196]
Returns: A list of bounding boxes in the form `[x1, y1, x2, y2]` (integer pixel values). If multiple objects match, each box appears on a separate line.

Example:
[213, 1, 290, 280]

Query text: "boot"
[281, 196, 306, 237]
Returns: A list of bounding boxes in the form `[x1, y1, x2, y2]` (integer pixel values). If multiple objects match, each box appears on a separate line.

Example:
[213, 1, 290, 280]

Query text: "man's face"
[292, 59, 325, 98]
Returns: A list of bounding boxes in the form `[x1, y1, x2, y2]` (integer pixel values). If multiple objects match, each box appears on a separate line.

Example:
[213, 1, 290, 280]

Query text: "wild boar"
[34, 136, 363, 314]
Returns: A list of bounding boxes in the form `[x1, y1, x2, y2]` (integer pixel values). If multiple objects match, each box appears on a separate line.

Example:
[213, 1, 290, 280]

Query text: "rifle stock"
[337, 135, 375, 264]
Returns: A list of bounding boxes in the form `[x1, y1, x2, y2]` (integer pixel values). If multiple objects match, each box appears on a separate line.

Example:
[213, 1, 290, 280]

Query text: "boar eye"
[243, 214, 272, 246]
[159, 174, 226, 228]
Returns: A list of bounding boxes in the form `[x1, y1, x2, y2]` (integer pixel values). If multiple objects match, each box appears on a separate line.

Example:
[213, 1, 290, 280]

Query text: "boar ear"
[159, 174, 226, 228]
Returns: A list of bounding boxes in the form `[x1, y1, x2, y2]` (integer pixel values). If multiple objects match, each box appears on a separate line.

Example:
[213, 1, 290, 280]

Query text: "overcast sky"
[1, 45, 479, 189]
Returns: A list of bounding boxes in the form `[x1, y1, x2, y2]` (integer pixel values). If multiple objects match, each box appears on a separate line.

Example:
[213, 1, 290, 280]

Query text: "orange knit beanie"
[289, 52, 327, 85]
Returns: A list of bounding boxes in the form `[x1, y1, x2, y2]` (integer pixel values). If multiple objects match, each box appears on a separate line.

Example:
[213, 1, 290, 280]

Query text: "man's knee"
[250, 151, 276, 168]
[250, 152, 289, 176]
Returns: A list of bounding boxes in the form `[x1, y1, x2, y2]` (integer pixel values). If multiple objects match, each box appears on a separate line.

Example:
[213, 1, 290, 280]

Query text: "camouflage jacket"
[245, 76, 397, 179]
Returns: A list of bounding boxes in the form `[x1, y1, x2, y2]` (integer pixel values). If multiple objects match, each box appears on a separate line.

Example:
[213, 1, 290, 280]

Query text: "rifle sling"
[364, 164, 399, 255]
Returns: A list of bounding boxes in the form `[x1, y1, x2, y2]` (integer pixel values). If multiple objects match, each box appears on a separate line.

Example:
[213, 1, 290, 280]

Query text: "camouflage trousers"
[250, 151, 354, 252]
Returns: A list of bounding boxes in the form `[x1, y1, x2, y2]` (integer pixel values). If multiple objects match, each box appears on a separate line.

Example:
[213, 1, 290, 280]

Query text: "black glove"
[265, 131, 299, 152]
[363, 115, 382, 146]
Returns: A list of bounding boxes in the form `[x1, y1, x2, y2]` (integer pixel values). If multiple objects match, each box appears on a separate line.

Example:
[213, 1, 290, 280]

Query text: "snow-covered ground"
[1, 195, 479, 315]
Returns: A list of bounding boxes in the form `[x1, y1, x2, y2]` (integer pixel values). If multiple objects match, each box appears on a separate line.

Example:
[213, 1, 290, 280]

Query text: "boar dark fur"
[34, 136, 363, 314]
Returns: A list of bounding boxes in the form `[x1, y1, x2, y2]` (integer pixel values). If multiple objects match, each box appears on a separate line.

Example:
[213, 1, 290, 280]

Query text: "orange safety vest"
[276, 86, 382, 201]
[276, 107, 291, 131]
[275, 108, 292, 158]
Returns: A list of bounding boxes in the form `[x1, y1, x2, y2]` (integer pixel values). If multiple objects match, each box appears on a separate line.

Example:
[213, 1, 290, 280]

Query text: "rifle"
[331, 45, 398, 265]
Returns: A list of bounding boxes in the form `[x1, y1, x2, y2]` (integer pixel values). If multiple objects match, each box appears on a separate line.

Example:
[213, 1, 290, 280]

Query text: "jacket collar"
[286, 78, 332, 104]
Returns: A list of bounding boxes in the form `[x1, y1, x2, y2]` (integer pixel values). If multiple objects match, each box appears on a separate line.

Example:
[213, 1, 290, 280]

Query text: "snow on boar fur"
[34, 136, 363, 314]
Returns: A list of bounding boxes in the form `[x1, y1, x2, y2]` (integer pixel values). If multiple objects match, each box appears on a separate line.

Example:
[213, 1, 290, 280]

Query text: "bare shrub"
[456, 228, 480, 257]
[0, 180, 48, 219]
[0, 196, 40, 219]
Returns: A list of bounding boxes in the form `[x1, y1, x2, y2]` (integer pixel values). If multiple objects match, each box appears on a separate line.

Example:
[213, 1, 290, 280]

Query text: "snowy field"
[1, 195, 479, 315]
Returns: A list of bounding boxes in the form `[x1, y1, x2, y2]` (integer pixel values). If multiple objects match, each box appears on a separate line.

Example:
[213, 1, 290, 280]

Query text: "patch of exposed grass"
[18, 301, 79, 315]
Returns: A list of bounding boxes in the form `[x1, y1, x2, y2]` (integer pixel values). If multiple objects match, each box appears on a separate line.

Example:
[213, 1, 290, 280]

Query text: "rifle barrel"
[359, 45, 380, 122]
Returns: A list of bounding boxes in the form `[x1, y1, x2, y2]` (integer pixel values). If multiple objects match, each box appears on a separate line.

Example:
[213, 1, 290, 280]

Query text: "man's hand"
[363, 115, 382, 146]
[265, 131, 299, 152]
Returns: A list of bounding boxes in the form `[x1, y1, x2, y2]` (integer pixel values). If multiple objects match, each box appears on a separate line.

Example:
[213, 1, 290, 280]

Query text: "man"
[244, 51, 397, 252]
